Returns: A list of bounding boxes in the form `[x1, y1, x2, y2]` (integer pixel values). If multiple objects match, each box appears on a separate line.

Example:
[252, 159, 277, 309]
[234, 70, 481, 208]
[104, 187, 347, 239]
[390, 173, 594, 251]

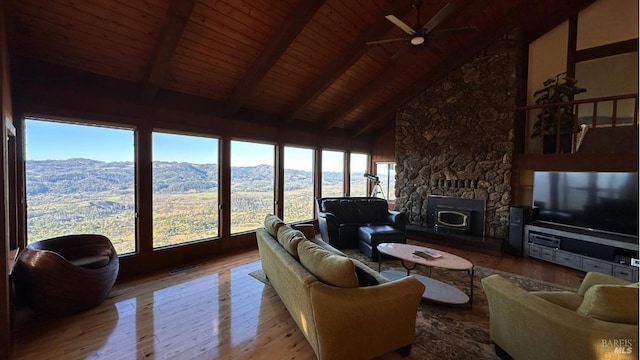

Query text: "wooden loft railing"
[518, 93, 639, 155]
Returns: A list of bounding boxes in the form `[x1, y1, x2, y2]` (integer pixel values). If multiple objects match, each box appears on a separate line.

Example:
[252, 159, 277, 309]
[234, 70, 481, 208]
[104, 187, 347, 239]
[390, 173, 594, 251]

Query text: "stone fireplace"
[395, 30, 523, 240]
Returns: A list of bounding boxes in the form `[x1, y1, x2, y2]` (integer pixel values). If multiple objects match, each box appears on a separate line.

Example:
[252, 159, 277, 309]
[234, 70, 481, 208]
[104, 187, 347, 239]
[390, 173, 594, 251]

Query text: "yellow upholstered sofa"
[256, 214, 424, 360]
[482, 272, 639, 360]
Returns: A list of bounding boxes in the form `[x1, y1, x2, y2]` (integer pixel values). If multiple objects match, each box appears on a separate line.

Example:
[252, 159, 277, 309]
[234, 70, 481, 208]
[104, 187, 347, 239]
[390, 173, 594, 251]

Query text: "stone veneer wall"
[395, 31, 523, 239]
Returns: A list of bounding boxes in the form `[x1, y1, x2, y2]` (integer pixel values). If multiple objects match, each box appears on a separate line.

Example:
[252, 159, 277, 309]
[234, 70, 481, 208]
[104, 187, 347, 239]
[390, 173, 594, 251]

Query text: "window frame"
[229, 139, 277, 235]
[23, 117, 138, 254]
[282, 145, 316, 223]
[151, 130, 221, 249]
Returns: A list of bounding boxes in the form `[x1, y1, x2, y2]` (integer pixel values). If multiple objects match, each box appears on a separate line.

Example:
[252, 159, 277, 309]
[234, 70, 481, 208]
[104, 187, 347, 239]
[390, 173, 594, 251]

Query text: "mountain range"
[26, 158, 345, 195]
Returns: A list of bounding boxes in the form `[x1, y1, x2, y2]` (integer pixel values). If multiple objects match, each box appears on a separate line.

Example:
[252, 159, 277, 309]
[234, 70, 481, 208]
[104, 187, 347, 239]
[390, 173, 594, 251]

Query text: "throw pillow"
[264, 214, 285, 238]
[276, 225, 306, 258]
[297, 240, 359, 288]
[576, 284, 639, 324]
[352, 259, 379, 287]
[309, 237, 346, 256]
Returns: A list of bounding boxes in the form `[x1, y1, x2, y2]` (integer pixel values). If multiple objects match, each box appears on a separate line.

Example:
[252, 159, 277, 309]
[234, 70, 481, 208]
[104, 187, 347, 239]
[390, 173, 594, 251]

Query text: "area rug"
[249, 268, 270, 285]
[249, 252, 576, 360]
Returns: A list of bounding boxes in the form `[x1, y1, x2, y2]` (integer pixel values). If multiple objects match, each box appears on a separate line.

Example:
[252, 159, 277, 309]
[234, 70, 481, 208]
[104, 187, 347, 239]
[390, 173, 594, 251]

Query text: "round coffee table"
[376, 243, 475, 307]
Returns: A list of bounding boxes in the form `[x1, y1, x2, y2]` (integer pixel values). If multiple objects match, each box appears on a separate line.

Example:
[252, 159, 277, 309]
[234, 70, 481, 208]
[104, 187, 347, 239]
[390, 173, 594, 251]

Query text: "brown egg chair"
[14, 234, 119, 316]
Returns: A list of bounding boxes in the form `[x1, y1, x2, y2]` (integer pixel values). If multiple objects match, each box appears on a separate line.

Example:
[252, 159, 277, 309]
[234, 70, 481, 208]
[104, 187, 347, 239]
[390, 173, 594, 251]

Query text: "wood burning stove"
[427, 196, 484, 235]
[435, 206, 472, 233]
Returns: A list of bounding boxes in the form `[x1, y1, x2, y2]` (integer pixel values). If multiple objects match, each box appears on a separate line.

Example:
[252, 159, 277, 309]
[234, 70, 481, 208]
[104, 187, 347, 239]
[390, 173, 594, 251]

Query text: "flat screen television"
[533, 171, 639, 237]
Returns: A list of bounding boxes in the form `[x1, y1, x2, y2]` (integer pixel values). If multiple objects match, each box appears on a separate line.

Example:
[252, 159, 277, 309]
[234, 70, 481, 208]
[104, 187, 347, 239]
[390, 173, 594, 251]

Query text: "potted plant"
[530, 72, 587, 153]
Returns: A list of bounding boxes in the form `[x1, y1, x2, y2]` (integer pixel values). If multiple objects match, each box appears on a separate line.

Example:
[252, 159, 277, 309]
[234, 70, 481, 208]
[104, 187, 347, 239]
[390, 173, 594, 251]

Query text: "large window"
[230, 141, 275, 233]
[349, 153, 368, 197]
[375, 162, 396, 201]
[283, 146, 314, 222]
[25, 119, 136, 254]
[152, 132, 219, 248]
[24, 118, 371, 254]
[321, 150, 344, 197]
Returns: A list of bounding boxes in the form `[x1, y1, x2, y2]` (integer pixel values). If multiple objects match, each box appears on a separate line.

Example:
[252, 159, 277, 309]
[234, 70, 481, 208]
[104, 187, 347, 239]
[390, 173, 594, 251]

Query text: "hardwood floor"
[13, 238, 584, 360]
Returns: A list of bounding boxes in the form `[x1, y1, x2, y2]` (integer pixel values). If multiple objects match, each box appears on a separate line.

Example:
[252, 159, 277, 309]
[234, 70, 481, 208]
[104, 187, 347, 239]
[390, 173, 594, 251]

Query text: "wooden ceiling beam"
[140, 0, 196, 102]
[521, 0, 597, 43]
[320, 54, 414, 132]
[574, 38, 638, 63]
[321, 0, 486, 132]
[281, 0, 415, 123]
[353, 0, 597, 137]
[224, 0, 325, 116]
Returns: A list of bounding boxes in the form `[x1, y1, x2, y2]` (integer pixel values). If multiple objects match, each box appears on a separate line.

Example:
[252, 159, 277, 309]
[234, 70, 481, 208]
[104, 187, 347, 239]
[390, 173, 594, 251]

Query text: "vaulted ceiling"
[7, 0, 595, 139]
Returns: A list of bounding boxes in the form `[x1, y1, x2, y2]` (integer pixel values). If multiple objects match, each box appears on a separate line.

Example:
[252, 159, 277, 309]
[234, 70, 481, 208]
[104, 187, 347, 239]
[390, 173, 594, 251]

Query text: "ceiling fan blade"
[385, 15, 416, 35]
[366, 37, 409, 45]
[427, 40, 445, 55]
[421, 3, 456, 34]
[432, 26, 477, 35]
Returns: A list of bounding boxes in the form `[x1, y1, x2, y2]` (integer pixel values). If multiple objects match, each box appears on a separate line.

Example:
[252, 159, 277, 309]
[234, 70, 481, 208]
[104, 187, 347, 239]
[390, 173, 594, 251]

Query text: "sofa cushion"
[322, 199, 360, 223]
[297, 240, 359, 288]
[576, 283, 639, 324]
[532, 291, 584, 311]
[320, 199, 341, 215]
[276, 225, 306, 258]
[309, 237, 346, 256]
[577, 271, 632, 295]
[355, 199, 387, 223]
[264, 214, 285, 238]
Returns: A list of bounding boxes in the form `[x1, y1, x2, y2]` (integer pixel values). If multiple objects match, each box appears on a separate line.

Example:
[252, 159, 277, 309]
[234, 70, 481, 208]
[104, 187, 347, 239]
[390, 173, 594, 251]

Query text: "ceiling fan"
[367, 0, 475, 59]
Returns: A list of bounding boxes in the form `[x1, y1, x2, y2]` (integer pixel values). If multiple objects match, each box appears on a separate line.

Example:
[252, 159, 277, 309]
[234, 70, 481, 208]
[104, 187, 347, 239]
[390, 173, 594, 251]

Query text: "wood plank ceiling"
[8, 0, 595, 138]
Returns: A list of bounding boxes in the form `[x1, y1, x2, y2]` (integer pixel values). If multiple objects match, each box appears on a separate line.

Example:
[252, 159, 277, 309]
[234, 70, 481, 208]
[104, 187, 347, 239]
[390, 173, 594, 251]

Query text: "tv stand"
[524, 222, 639, 281]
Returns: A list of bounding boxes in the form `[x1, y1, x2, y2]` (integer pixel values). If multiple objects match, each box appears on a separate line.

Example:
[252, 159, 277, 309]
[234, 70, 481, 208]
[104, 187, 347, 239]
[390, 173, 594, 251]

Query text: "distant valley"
[26, 159, 344, 253]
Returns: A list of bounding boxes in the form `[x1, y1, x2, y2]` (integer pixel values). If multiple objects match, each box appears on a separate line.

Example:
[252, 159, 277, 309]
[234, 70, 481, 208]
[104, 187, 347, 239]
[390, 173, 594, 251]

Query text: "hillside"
[25, 159, 346, 253]
[26, 159, 330, 195]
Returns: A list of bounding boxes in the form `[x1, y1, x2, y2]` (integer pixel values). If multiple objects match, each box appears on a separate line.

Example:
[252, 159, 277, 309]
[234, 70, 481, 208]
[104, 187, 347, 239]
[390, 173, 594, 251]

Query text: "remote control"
[413, 250, 442, 260]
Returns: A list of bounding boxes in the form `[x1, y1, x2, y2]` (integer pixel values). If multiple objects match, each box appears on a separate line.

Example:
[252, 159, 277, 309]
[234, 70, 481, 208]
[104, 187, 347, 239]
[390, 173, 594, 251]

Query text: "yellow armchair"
[482, 272, 638, 360]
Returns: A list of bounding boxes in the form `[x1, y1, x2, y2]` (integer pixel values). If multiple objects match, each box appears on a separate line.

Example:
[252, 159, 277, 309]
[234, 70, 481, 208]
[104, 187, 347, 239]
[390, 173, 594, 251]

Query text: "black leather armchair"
[316, 197, 406, 250]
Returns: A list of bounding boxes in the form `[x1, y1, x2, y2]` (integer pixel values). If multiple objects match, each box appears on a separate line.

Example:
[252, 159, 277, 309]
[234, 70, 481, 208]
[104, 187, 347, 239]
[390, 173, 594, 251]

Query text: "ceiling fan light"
[410, 36, 425, 45]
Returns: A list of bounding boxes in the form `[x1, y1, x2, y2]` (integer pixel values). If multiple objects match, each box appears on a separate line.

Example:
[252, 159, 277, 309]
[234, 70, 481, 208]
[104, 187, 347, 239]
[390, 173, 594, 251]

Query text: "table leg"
[399, 259, 418, 276]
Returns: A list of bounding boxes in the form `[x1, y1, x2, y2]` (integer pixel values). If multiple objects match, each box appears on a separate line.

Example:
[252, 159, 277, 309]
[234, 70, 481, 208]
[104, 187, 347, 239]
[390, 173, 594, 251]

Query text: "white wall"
[577, 0, 639, 50]
[527, 0, 639, 106]
[527, 24, 569, 106]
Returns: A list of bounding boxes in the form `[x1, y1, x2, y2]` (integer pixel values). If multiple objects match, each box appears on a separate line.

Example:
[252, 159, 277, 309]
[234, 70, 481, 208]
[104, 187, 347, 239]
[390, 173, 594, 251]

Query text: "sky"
[25, 119, 361, 172]
[26, 120, 135, 162]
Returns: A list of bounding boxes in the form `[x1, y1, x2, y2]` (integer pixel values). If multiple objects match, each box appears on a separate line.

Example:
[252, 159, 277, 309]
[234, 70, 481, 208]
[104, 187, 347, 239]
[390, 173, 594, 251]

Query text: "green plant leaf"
[530, 74, 587, 138]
